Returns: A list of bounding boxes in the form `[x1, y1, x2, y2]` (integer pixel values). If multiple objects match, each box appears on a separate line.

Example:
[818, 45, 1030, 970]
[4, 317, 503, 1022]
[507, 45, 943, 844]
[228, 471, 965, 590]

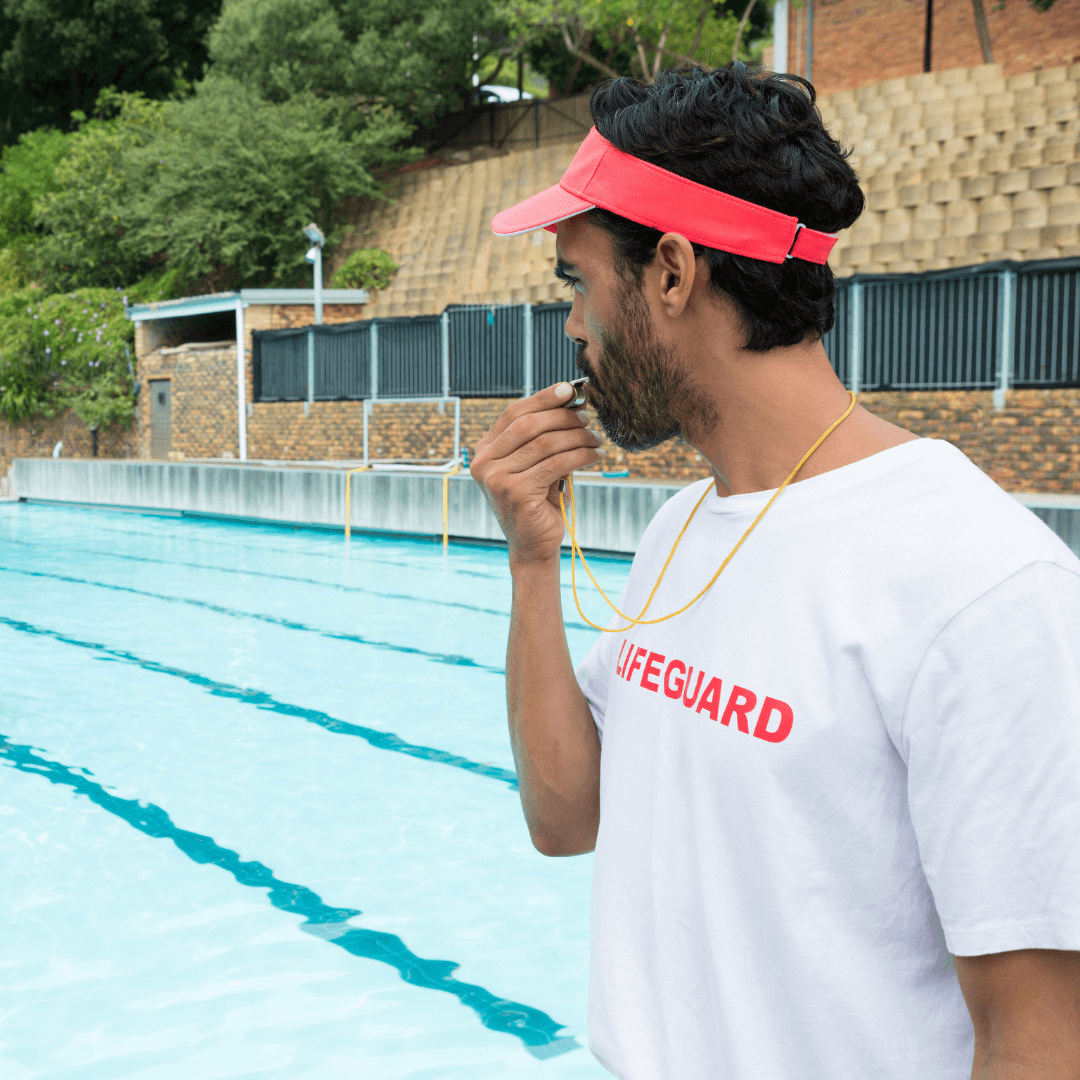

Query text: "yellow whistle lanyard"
[558, 391, 857, 633]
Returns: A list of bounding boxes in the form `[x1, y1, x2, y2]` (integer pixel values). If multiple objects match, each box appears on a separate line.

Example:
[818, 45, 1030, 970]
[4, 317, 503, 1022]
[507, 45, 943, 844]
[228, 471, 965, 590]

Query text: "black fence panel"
[377, 316, 443, 398]
[1014, 262, 1080, 385]
[532, 303, 577, 389]
[255, 330, 308, 401]
[315, 321, 370, 400]
[448, 304, 526, 396]
[823, 283, 851, 387]
[861, 272, 1000, 390]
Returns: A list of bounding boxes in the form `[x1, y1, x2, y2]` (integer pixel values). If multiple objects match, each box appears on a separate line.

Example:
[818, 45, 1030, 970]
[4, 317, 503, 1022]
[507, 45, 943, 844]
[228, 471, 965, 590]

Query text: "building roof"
[126, 288, 370, 322]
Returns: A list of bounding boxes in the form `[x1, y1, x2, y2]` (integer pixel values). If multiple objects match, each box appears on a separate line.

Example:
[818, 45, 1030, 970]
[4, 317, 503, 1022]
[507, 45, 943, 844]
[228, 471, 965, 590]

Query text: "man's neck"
[682, 339, 918, 498]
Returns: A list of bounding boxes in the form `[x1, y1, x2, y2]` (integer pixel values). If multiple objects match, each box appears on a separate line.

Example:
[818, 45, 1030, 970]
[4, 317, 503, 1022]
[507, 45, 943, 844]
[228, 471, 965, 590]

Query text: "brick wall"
[6, 388, 1080, 496]
[799, 0, 1080, 95]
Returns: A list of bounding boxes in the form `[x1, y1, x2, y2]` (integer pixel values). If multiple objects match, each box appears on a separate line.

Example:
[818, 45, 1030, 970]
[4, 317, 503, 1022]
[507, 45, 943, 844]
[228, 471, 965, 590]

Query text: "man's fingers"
[523, 446, 604, 493]
[500, 426, 603, 475]
[486, 407, 592, 462]
[483, 383, 583, 444]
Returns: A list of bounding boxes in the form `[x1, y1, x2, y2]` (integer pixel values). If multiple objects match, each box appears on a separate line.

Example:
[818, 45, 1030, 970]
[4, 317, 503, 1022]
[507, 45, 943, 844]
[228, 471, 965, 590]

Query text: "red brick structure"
[788, 0, 1080, 95]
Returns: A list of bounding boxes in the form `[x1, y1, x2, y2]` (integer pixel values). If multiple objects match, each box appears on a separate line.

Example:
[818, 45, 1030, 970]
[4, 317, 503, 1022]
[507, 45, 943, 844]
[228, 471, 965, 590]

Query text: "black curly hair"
[587, 63, 864, 351]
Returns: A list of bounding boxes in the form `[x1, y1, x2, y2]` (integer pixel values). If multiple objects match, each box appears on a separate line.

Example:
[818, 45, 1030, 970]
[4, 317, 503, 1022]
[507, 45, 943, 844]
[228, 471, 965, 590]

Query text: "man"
[470, 64, 1080, 1079]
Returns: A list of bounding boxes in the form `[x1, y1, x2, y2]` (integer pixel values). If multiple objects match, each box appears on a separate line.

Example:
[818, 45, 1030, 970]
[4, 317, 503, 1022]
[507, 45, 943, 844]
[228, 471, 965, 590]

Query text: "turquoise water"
[0, 502, 630, 1079]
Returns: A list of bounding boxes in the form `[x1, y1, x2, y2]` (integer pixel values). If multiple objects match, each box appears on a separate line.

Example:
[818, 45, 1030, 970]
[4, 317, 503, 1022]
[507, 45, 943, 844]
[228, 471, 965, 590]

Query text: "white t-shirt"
[575, 439, 1080, 1080]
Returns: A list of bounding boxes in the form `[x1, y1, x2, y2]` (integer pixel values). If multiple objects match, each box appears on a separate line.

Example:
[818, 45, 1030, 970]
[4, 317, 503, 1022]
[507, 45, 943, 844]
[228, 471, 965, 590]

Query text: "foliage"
[33, 92, 168, 292]
[330, 247, 398, 290]
[0, 288, 135, 428]
[117, 78, 415, 289]
[0, 0, 223, 147]
[507, 0, 768, 89]
[210, 0, 514, 125]
[0, 127, 66, 248]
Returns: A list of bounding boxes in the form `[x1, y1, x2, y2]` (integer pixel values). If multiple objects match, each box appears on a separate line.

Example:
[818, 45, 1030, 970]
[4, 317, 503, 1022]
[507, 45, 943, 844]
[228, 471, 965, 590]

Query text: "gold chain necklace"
[559, 391, 857, 632]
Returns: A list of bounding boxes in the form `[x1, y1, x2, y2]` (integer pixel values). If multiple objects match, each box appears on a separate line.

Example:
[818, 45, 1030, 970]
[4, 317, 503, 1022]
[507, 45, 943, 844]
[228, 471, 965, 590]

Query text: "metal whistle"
[562, 376, 590, 408]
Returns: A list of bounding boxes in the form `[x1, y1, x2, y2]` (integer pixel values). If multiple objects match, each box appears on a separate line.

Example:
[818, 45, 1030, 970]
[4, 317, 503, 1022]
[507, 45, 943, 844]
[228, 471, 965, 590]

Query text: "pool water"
[0, 502, 631, 1079]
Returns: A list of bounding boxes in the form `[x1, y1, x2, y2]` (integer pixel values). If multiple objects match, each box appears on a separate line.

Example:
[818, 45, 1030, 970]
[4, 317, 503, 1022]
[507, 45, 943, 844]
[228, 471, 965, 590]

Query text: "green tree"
[330, 247, 398, 290]
[0, 287, 135, 428]
[508, 0, 767, 89]
[0, 128, 66, 248]
[0, 0, 223, 146]
[33, 91, 167, 292]
[209, 0, 512, 125]
[117, 78, 414, 289]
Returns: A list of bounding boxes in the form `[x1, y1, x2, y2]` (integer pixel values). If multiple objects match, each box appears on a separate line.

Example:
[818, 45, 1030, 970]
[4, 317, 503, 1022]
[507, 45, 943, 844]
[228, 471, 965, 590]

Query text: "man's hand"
[470, 382, 604, 566]
[955, 948, 1080, 1079]
[471, 382, 605, 856]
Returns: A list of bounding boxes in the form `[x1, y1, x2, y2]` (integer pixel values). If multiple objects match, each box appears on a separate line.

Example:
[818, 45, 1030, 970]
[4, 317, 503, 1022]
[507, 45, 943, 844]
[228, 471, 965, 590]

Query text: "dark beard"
[575, 283, 716, 452]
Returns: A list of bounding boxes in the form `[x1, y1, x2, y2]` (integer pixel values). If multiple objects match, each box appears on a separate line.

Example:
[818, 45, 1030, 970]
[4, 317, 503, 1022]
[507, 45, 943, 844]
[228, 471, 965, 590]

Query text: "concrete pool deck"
[9, 458, 1080, 557]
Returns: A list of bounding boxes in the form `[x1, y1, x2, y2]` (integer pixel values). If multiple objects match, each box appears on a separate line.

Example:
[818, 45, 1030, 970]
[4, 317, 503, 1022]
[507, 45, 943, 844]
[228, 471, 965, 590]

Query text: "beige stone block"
[1046, 81, 1079, 103]
[887, 259, 921, 273]
[951, 155, 982, 179]
[1016, 107, 1049, 128]
[946, 214, 978, 237]
[872, 241, 904, 262]
[915, 200, 945, 221]
[978, 211, 1014, 232]
[1049, 202, 1080, 225]
[945, 198, 978, 217]
[907, 72, 939, 92]
[867, 189, 899, 211]
[1021, 246, 1065, 260]
[1009, 146, 1045, 170]
[1069, 163, 1080, 184]
[879, 77, 910, 95]
[978, 193, 1012, 214]
[900, 128, 928, 147]
[1049, 103, 1080, 124]
[1006, 72, 1038, 91]
[935, 236, 969, 258]
[902, 239, 936, 259]
[968, 232, 1006, 255]
[1030, 164, 1068, 190]
[963, 175, 996, 198]
[1005, 226, 1043, 250]
[1037, 66, 1069, 86]
[927, 123, 956, 143]
[1014, 206, 1050, 229]
[954, 117, 985, 138]
[985, 92, 1015, 112]
[969, 64, 1004, 83]
[1013, 189, 1049, 210]
[971, 132, 1002, 151]
[1050, 186, 1080, 204]
[1043, 223, 1080, 246]
[939, 68, 971, 87]
[1014, 86, 1047, 108]
[897, 183, 929, 206]
[995, 170, 1030, 194]
[923, 160, 953, 184]
[1044, 138, 1080, 165]
[981, 151, 1013, 174]
[913, 219, 945, 240]
[880, 221, 914, 243]
[840, 245, 874, 267]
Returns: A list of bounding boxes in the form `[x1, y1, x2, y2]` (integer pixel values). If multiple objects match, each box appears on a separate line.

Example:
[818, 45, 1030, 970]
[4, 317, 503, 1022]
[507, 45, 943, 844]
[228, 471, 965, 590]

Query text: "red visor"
[490, 128, 837, 265]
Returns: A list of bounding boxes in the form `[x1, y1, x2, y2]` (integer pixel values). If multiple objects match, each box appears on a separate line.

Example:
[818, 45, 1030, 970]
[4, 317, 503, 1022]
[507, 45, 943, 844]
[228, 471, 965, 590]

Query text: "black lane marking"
[0, 735, 577, 1059]
[0, 566, 506, 675]
[0, 616, 519, 790]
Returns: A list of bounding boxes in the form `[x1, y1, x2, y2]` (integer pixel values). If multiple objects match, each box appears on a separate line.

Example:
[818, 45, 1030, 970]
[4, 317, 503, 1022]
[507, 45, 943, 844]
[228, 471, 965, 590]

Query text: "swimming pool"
[0, 502, 631, 1079]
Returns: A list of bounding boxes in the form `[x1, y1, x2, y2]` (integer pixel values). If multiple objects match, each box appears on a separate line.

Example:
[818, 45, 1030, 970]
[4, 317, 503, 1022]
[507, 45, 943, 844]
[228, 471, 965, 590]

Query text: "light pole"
[304, 223, 326, 325]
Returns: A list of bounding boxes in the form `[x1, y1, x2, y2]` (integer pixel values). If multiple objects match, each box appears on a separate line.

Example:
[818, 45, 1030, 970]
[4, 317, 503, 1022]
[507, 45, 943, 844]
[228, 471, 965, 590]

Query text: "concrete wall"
[10, 459, 682, 555]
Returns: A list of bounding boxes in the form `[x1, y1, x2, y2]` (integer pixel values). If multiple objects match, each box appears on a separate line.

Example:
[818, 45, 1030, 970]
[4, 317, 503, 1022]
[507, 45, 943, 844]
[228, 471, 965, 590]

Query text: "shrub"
[330, 248, 398, 290]
[0, 287, 136, 429]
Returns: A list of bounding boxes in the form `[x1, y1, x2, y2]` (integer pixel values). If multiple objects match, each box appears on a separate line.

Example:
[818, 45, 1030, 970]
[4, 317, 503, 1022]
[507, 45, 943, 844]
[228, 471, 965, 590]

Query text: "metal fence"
[253, 304, 578, 403]
[253, 257, 1080, 403]
[822, 257, 1080, 399]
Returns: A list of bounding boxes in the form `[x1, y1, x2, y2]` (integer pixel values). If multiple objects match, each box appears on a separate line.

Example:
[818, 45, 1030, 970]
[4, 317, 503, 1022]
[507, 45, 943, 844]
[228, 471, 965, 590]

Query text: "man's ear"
[652, 233, 698, 317]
